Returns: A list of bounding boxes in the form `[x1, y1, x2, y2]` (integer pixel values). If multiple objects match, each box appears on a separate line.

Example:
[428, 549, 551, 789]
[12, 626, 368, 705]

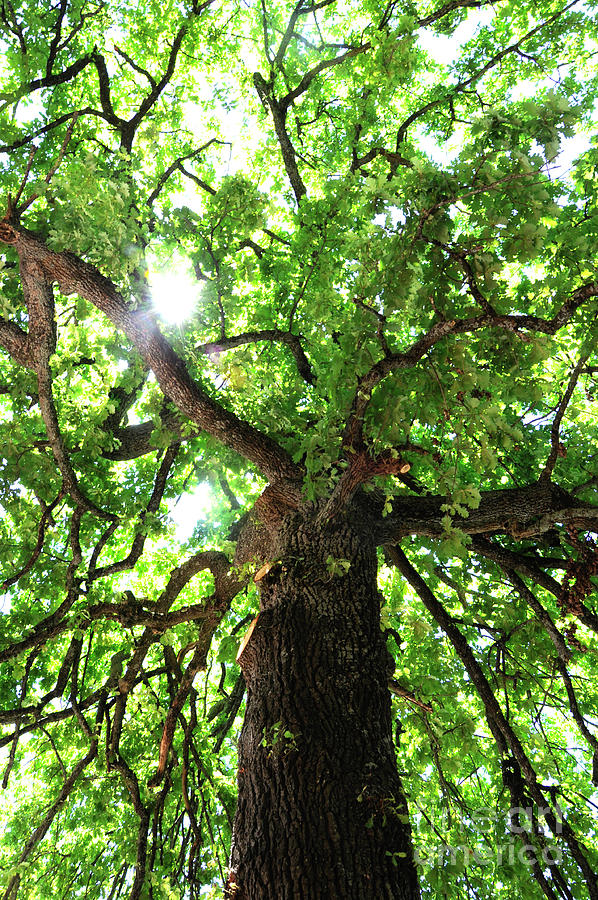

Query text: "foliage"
[0, 0, 597, 898]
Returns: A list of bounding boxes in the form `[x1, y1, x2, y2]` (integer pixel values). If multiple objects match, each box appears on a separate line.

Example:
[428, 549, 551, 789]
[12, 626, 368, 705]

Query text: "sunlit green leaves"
[0, 0, 597, 897]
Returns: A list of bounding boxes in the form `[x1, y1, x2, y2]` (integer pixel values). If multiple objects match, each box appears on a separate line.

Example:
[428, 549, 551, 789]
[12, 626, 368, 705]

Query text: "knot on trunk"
[0, 222, 17, 243]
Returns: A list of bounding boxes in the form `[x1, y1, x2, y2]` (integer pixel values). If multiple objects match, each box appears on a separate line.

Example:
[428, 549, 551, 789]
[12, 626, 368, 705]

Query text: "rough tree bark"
[228, 501, 420, 900]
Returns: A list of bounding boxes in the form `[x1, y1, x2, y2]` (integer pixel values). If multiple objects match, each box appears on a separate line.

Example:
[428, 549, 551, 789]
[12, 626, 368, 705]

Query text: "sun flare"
[150, 267, 200, 323]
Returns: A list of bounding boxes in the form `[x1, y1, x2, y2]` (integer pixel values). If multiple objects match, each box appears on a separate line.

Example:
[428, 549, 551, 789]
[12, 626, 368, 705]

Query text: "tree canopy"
[0, 0, 598, 898]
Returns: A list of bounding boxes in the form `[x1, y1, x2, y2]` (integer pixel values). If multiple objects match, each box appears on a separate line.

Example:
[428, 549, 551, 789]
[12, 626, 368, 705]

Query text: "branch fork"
[320, 447, 410, 522]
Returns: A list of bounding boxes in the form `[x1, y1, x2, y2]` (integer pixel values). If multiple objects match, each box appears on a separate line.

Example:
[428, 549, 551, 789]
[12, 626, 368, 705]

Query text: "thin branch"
[281, 43, 369, 110]
[114, 44, 156, 88]
[541, 353, 589, 481]
[197, 328, 315, 385]
[387, 543, 598, 898]
[148, 641, 212, 788]
[218, 473, 241, 510]
[146, 139, 222, 205]
[177, 163, 218, 196]
[18, 256, 114, 518]
[1, 739, 98, 900]
[395, 0, 583, 147]
[505, 570, 570, 662]
[417, 0, 501, 28]
[109, 754, 150, 900]
[342, 282, 598, 451]
[389, 678, 433, 712]
[11, 145, 36, 209]
[0, 107, 95, 154]
[555, 658, 598, 756]
[45, 0, 68, 76]
[89, 442, 179, 580]
[15, 112, 80, 216]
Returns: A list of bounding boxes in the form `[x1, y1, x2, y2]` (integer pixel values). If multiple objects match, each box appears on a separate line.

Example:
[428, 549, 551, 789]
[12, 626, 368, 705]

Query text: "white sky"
[169, 481, 215, 540]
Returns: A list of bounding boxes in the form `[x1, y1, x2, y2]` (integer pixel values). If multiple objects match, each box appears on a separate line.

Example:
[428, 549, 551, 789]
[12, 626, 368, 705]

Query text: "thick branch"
[319, 448, 410, 522]
[471, 535, 598, 634]
[351, 145, 412, 174]
[92, 5, 213, 152]
[253, 73, 307, 203]
[0, 315, 33, 367]
[18, 254, 113, 517]
[470, 536, 564, 597]
[105, 410, 193, 460]
[371, 481, 598, 544]
[0, 223, 301, 483]
[0, 53, 94, 111]
[90, 51, 122, 127]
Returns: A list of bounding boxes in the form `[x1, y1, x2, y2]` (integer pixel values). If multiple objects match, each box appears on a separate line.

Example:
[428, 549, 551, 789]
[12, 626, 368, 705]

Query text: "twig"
[541, 353, 589, 481]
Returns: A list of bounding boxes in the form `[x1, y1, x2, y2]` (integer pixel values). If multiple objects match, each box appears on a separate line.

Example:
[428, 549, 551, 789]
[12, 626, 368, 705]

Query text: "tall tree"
[0, 0, 597, 897]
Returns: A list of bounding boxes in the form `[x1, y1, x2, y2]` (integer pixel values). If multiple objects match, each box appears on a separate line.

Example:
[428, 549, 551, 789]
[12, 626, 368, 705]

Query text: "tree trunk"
[227, 505, 420, 900]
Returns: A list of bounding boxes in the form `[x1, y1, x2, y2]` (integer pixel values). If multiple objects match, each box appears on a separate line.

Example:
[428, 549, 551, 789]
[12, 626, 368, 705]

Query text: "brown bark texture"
[228, 503, 420, 900]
